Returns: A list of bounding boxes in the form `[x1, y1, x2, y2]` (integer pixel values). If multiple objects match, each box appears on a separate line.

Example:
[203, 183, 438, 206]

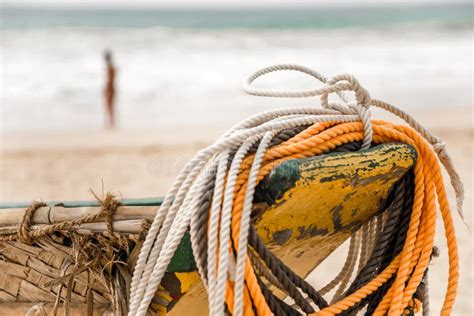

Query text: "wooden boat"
[0, 143, 416, 315]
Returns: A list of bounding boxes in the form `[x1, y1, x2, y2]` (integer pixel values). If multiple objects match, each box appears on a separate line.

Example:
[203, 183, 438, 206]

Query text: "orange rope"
[219, 120, 458, 315]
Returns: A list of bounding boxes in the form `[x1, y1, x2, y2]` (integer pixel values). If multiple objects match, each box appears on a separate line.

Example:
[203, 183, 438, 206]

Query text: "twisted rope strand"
[234, 132, 275, 316]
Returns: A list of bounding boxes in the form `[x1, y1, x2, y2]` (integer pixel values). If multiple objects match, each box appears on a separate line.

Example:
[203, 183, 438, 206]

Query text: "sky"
[2, 0, 461, 9]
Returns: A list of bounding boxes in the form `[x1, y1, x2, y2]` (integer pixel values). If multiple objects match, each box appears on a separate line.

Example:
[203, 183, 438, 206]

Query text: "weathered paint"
[165, 143, 416, 315]
[253, 143, 416, 277]
[175, 271, 201, 294]
[158, 271, 201, 312]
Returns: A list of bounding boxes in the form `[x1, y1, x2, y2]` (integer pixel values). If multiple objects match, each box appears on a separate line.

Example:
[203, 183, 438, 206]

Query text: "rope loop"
[19, 201, 47, 244]
[243, 64, 374, 148]
[243, 64, 370, 108]
[243, 63, 330, 98]
[4, 193, 121, 244]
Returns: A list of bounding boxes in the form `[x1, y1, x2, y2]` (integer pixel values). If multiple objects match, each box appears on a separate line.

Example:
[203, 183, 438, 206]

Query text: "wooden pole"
[0, 205, 157, 227]
[0, 219, 149, 235]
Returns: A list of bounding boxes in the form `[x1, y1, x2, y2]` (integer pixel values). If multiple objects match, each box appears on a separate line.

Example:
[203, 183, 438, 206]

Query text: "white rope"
[233, 131, 275, 316]
[136, 161, 218, 316]
[205, 151, 230, 309]
[127, 64, 463, 315]
[129, 159, 205, 312]
[212, 136, 261, 315]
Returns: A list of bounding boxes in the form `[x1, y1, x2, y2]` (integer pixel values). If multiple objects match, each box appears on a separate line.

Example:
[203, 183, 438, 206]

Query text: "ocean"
[1, 4, 472, 131]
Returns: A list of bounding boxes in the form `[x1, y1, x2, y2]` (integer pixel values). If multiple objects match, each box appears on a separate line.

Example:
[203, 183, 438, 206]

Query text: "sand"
[1, 109, 472, 314]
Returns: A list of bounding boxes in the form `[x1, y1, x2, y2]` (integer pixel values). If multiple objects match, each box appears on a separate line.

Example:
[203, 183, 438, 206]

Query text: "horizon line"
[2, 1, 471, 11]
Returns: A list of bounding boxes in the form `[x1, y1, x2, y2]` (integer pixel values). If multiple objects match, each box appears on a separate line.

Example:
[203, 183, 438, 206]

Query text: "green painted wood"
[0, 197, 163, 209]
[167, 232, 196, 272]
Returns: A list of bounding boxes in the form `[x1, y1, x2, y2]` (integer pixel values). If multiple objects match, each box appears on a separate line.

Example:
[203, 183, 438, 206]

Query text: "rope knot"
[19, 201, 47, 244]
[243, 64, 374, 149]
[90, 191, 122, 239]
[12, 192, 121, 243]
[324, 74, 373, 149]
[326, 73, 371, 107]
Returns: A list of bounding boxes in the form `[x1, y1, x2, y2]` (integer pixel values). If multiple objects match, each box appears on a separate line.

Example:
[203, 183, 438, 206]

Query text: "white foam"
[2, 26, 472, 131]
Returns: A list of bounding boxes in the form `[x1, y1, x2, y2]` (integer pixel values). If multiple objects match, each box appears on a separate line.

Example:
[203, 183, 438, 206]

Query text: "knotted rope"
[1, 192, 121, 243]
[19, 201, 48, 244]
[129, 64, 463, 316]
[0, 193, 135, 315]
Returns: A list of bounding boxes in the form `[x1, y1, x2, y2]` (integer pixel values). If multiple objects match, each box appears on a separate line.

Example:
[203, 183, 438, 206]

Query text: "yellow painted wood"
[168, 143, 416, 315]
[175, 271, 201, 294]
[255, 143, 415, 276]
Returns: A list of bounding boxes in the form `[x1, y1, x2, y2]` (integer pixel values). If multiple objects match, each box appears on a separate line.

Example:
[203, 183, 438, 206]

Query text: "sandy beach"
[1, 107, 472, 314]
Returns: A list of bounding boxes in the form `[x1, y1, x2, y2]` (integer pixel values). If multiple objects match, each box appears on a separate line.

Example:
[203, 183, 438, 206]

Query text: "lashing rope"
[128, 64, 462, 315]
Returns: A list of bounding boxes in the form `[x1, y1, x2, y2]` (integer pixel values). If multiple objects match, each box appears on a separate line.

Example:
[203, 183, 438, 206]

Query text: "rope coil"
[129, 64, 463, 316]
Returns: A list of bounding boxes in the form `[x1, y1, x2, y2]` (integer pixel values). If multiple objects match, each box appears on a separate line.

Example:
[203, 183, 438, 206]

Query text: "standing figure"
[104, 50, 116, 129]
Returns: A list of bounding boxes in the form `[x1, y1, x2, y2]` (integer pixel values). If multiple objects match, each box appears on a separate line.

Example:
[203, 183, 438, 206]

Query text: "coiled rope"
[128, 64, 463, 315]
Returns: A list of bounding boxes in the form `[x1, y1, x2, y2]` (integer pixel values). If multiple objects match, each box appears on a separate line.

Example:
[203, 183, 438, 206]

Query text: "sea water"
[1, 4, 472, 131]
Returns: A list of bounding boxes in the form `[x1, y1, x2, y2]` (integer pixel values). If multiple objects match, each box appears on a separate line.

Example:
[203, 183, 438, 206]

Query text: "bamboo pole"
[0, 219, 149, 235]
[0, 205, 157, 227]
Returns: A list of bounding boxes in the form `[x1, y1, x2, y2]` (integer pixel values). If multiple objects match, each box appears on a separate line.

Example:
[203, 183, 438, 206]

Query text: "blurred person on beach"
[104, 50, 116, 129]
